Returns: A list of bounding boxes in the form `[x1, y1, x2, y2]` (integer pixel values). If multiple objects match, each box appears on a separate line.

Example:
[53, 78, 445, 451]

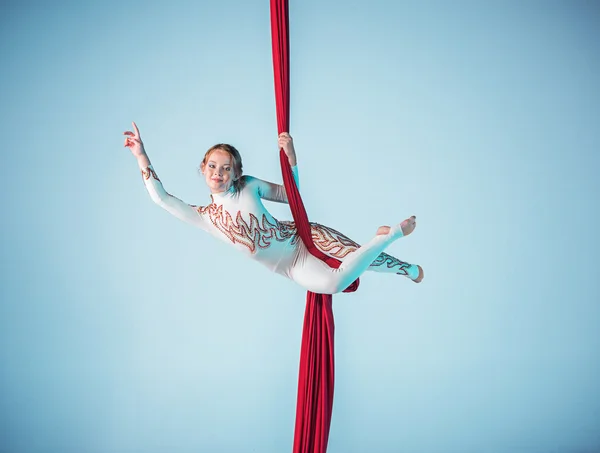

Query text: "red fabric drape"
[270, 1, 358, 452]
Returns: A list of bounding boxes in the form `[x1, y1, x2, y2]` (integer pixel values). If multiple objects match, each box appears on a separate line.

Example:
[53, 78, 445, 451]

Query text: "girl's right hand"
[124, 121, 145, 158]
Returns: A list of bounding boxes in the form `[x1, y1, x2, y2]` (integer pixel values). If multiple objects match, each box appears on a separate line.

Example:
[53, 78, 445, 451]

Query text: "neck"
[210, 184, 234, 196]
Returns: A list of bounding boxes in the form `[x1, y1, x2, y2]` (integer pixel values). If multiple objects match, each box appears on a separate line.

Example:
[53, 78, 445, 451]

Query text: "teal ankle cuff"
[407, 264, 420, 280]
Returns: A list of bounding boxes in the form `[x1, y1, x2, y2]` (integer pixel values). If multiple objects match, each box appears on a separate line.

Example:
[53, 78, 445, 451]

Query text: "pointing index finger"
[132, 121, 140, 138]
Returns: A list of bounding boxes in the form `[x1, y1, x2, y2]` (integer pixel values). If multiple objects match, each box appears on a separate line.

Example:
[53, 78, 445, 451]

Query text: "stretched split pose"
[125, 122, 423, 294]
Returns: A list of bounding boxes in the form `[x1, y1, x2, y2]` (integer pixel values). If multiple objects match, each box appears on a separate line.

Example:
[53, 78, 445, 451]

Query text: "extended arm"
[124, 122, 206, 228]
[140, 165, 206, 226]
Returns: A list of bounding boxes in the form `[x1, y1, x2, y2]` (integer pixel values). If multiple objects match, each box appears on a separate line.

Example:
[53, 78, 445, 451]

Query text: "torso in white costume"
[141, 165, 417, 294]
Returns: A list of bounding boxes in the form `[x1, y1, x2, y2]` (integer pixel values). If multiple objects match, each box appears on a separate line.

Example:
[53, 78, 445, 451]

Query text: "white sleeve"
[250, 166, 301, 204]
[141, 166, 207, 228]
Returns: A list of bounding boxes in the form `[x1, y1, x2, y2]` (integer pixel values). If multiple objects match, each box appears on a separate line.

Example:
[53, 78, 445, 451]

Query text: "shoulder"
[241, 175, 257, 182]
[234, 175, 258, 195]
[239, 175, 258, 189]
[238, 175, 277, 199]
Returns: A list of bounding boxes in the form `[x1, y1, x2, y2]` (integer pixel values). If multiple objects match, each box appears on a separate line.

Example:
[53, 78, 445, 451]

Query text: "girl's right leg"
[308, 221, 423, 281]
[291, 217, 422, 294]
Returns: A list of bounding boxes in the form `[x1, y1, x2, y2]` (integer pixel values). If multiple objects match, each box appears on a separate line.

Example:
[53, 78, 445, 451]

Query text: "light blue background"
[1, 1, 599, 452]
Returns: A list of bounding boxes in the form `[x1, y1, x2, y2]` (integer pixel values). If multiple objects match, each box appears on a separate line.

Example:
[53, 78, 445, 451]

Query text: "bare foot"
[376, 216, 417, 236]
[400, 216, 416, 237]
[376, 226, 391, 235]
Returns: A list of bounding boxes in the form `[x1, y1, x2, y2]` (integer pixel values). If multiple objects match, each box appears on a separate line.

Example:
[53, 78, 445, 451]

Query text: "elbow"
[147, 190, 169, 208]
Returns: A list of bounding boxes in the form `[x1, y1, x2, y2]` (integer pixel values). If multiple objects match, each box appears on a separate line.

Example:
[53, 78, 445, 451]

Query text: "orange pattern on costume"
[310, 223, 411, 275]
[197, 204, 297, 254]
[141, 167, 160, 182]
[310, 223, 359, 259]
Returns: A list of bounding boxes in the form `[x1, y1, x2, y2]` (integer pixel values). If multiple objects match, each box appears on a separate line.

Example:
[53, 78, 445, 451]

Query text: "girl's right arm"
[124, 122, 206, 228]
[253, 132, 300, 203]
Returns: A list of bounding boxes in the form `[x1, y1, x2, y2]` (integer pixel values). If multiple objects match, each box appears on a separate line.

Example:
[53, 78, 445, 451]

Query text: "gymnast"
[124, 122, 423, 294]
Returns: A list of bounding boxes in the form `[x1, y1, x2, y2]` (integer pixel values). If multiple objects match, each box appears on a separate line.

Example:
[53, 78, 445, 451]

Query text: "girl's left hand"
[278, 132, 296, 166]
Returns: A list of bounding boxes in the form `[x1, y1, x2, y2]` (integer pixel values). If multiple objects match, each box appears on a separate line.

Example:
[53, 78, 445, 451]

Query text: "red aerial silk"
[270, 1, 359, 452]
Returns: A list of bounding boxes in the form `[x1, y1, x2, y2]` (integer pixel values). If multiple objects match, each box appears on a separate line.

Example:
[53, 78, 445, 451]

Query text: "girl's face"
[201, 149, 236, 194]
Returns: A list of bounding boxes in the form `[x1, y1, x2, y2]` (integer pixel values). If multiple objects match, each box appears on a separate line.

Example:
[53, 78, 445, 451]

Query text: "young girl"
[124, 122, 423, 294]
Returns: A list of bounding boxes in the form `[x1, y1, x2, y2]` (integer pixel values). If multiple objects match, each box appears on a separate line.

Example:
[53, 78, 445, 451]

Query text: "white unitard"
[141, 165, 418, 294]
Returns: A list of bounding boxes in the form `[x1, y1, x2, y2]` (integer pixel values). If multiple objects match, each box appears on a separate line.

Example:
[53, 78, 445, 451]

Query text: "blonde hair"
[200, 144, 245, 193]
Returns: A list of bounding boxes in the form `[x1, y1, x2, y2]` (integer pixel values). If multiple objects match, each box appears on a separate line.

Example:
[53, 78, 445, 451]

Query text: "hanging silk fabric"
[270, 1, 359, 452]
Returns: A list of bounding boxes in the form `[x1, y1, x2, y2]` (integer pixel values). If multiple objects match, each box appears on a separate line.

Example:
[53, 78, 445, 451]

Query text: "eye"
[224, 167, 231, 172]
[208, 164, 215, 168]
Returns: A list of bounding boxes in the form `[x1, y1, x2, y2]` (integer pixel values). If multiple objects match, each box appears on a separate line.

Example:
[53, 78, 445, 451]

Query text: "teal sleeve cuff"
[291, 165, 300, 191]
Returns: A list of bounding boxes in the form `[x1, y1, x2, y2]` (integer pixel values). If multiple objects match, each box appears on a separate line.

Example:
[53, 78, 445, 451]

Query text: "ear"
[200, 162, 205, 174]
